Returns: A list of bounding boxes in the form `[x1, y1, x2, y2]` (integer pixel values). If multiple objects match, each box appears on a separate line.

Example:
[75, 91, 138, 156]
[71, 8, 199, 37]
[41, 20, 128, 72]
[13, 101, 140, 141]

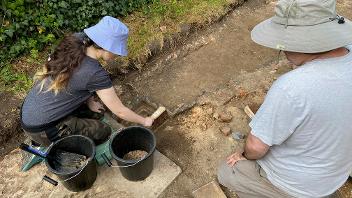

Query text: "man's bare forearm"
[243, 132, 270, 160]
[244, 143, 267, 160]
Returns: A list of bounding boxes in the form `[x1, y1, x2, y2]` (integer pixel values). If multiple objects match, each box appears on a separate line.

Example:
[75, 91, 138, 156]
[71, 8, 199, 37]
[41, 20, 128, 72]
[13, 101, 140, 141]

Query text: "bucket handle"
[43, 175, 58, 186]
[101, 153, 146, 168]
[102, 153, 112, 167]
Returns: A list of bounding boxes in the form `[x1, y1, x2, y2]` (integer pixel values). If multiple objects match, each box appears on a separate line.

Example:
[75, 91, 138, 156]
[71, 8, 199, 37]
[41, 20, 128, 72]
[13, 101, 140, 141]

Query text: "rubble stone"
[218, 111, 233, 122]
[220, 126, 231, 136]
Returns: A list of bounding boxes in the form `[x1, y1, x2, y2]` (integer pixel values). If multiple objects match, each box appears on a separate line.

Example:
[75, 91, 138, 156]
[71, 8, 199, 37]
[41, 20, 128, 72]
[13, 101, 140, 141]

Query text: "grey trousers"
[217, 160, 342, 198]
[217, 160, 294, 198]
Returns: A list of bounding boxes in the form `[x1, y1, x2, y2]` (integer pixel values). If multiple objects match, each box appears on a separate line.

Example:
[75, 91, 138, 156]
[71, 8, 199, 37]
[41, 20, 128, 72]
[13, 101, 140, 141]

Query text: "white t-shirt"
[250, 45, 352, 198]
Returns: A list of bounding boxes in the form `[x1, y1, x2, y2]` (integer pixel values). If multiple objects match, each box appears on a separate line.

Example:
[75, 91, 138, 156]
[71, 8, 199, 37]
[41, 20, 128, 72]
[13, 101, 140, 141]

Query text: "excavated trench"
[0, 0, 351, 197]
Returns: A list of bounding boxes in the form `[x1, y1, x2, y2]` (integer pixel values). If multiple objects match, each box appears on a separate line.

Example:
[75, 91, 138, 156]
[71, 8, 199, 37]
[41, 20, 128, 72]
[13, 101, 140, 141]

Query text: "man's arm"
[243, 131, 269, 160]
[227, 131, 269, 166]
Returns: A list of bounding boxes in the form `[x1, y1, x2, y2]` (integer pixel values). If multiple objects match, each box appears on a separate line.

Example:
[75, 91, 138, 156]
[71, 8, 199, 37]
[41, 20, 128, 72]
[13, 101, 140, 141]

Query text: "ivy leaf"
[1, 0, 151, 64]
[58, 1, 68, 8]
[4, 29, 15, 38]
[0, 34, 6, 42]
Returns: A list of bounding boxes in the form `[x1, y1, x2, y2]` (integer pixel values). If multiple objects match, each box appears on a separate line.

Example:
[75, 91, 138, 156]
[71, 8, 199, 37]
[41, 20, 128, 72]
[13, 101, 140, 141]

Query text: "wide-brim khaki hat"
[251, 0, 352, 53]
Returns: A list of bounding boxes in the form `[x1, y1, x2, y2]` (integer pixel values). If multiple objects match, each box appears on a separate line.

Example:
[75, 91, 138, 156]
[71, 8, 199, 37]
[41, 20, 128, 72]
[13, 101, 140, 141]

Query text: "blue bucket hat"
[84, 16, 129, 56]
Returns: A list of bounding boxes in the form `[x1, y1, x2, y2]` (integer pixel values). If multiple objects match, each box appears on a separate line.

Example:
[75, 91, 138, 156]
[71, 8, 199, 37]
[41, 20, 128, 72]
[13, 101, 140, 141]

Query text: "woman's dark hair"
[34, 33, 101, 94]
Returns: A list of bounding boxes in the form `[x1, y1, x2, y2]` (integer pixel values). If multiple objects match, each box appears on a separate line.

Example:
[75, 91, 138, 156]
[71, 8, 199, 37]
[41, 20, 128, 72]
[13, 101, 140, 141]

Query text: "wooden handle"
[151, 107, 166, 120]
[244, 105, 255, 119]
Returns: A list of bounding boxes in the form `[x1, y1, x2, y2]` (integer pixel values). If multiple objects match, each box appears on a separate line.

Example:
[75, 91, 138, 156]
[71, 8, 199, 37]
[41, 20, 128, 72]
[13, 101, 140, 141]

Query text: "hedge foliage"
[0, 0, 151, 65]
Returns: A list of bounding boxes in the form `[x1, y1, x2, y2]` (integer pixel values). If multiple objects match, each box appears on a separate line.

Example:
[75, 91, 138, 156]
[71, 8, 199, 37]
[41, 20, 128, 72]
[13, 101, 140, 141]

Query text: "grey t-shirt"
[250, 45, 352, 197]
[21, 56, 112, 128]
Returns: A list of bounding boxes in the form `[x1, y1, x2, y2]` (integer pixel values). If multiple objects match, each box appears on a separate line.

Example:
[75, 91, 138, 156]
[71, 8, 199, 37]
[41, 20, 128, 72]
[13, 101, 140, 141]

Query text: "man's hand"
[87, 96, 105, 113]
[226, 151, 247, 167]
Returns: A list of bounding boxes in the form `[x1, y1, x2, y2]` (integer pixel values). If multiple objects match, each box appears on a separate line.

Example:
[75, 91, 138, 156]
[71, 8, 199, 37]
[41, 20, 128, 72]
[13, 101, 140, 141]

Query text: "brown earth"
[0, 92, 25, 160]
[1, 0, 352, 197]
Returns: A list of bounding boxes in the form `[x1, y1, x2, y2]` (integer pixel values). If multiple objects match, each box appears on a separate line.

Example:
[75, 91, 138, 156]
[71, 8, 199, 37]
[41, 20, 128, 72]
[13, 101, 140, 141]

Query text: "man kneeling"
[218, 0, 352, 197]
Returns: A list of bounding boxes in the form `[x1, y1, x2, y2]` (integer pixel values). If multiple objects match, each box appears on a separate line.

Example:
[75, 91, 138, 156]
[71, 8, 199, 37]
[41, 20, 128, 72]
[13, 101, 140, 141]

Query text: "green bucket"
[95, 116, 121, 166]
[94, 138, 113, 166]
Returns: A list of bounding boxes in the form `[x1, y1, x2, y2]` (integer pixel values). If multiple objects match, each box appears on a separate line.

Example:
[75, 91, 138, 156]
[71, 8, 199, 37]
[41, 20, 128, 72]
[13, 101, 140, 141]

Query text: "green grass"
[1, 0, 237, 94]
[127, 0, 233, 59]
[0, 64, 33, 94]
[0, 49, 46, 94]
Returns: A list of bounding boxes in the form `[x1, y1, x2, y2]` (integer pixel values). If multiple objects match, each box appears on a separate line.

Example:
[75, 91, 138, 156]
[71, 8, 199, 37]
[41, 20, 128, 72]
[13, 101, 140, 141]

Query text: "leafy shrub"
[0, 0, 151, 66]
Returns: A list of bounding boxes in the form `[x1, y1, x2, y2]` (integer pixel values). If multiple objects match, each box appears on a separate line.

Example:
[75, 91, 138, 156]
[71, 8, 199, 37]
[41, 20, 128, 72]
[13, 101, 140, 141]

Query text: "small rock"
[232, 132, 246, 140]
[220, 126, 231, 136]
[218, 111, 233, 122]
[160, 26, 167, 32]
[201, 123, 207, 130]
[237, 88, 249, 98]
[95, 186, 104, 194]
[213, 112, 219, 119]
[226, 106, 242, 116]
[165, 126, 174, 131]
[205, 107, 213, 115]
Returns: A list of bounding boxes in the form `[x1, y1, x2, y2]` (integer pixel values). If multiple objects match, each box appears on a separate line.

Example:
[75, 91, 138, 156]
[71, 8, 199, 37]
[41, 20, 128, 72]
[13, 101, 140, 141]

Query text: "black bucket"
[109, 126, 156, 181]
[46, 135, 97, 192]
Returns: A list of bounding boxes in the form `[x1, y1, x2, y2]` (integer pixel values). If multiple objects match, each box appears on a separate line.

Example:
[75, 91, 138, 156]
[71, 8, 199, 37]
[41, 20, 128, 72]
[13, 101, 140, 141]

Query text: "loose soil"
[52, 151, 88, 172]
[0, 0, 351, 197]
[123, 150, 148, 161]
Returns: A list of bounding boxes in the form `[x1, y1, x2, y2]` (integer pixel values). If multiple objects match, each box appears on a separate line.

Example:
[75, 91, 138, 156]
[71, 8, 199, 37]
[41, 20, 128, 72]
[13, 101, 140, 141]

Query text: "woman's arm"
[96, 87, 153, 126]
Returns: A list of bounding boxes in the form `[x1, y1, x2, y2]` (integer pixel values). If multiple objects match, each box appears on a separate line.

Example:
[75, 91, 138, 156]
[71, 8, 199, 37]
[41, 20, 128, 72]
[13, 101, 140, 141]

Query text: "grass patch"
[0, 50, 47, 94]
[2, 0, 238, 94]
[126, 0, 234, 59]
[0, 64, 33, 94]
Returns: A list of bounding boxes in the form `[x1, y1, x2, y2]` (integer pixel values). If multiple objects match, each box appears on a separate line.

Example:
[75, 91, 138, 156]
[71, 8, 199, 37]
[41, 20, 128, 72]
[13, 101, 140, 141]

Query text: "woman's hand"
[87, 96, 105, 113]
[143, 117, 154, 127]
[227, 151, 247, 167]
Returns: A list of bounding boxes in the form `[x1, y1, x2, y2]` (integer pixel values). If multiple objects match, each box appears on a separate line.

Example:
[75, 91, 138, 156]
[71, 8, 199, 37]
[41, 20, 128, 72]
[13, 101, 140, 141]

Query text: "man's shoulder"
[275, 66, 313, 90]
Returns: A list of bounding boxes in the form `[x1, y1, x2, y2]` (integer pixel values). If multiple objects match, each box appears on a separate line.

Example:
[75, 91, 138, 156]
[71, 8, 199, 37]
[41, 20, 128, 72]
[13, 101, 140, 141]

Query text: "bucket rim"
[45, 135, 96, 176]
[109, 126, 156, 165]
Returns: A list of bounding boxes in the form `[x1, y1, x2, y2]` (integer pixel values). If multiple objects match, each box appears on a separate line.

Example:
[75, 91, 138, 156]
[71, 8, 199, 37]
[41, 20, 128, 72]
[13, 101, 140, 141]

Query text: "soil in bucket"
[123, 150, 148, 161]
[52, 150, 88, 172]
[110, 126, 156, 181]
[46, 135, 97, 192]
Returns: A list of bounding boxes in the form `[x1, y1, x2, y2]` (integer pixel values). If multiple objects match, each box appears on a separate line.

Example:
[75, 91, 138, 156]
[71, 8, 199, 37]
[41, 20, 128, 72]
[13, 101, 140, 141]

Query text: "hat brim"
[251, 17, 352, 53]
